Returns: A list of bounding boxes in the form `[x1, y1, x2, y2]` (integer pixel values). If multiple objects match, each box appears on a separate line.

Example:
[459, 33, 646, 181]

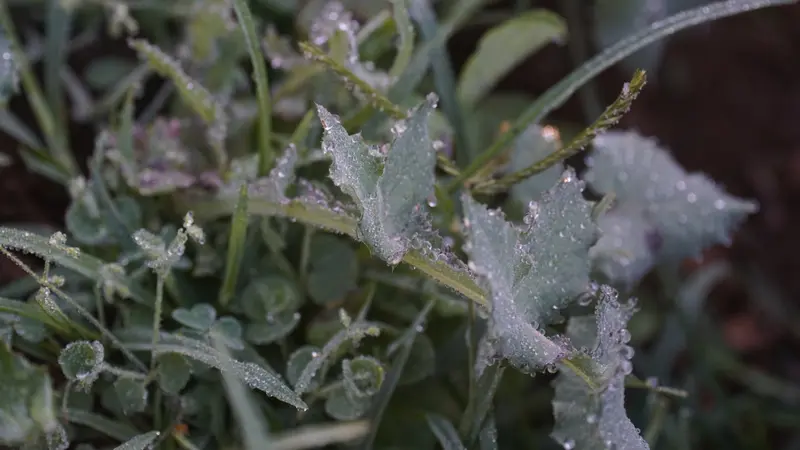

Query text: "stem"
[151, 274, 165, 370]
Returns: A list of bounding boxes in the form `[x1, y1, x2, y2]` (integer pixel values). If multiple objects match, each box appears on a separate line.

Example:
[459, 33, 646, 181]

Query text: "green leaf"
[127, 39, 224, 126]
[171, 303, 217, 331]
[551, 286, 649, 450]
[0, 342, 58, 445]
[239, 276, 302, 321]
[156, 353, 191, 395]
[112, 431, 160, 450]
[461, 169, 596, 373]
[457, 10, 566, 108]
[324, 385, 370, 421]
[0, 33, 18, 104]
[286, 346, 322, 390]
[589, 208, 656, 288]
[212, 316, 245, 350]
[245, 311, 301, 345]
[58, 340, 104, 388]
[584, 130, 757, 264]
[593, 0, 667, 77]
[307, 235, 358, 305]
[398, 333, 435, 385]
[342, 356, 384, 400]
[123, 331, 307, 410]
[83, 57, 138, 91]
[317, 94, 438, 264]
[426, 413, 466, 450]
[219, 184, 250, 307]
[113, 378, 148, 415]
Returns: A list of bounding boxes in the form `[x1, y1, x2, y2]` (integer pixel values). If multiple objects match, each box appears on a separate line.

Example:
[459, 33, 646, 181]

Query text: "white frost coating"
[551, 286, 649, 450]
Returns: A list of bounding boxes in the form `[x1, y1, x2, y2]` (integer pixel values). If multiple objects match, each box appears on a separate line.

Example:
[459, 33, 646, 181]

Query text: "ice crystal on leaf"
[551, 286, 649, 450]
[461, 169, 597, 373]
[317, 94, 438, 264]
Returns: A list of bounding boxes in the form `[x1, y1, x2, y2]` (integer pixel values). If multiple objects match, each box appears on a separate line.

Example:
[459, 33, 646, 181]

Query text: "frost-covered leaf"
[585, 131, 757, 265]
[112, 431, 160, 450]
[551, 286, 648, 450]
[457, 10, 566, 108]
[317, 94, 438, 264]
[113, 378, 148, 414]
[156, 353, 191, 395]
[307, 235, 358, 305]
[121, 331, 307, 410]
[461, 169, 596, 373]
[589, 207, 657, 288]
[171, 303, 217, 331]
[286, 346, 322, 390]
[58, 340, 104, 388]
[509, 125, 563, 203]
[342, 356, 384, 401]
[0, 343, 58, 445]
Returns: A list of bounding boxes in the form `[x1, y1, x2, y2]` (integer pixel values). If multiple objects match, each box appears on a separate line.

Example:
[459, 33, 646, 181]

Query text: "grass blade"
[450, 0, 797, 191]
[233, 0, 273, 176]
[219, 185, 250, 307]
[388, 0, 415, 78]
[44, 0, 70, 148]
[476, 69, 647, 194]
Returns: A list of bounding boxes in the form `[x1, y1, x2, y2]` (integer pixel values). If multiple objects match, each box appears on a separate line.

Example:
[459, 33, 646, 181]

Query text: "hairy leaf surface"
[317, 94, 438, 264]
[462, 169, 596, 373]
[551, 286, 648, 450]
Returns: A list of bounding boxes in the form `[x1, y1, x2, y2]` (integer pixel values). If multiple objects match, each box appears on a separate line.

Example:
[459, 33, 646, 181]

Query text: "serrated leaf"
[156, 353, 191, 394]
[551, 286, 648, 450]
[0, 343, 58, 445]
[509, 125, 563, 203]
[457, 10, 566, 108]
[307, 235, 358, 305]
[112, 431, 160, 450]
[113, 378, 148, 415]
[58, 340, 104, 388]
[461, 169, 596, 373]
[317, 94, 438, 264]
[585, 131, 757, 264]
[171, 303, 217, 331]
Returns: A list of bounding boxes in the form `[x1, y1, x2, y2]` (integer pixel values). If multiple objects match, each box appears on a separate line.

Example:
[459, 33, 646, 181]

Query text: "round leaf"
[342, 356, 384, 400]
[286, 346, 321, 390]
[211, 316, 245, 350]
[245, 311, 301, 345]
[399, 334, 436, 385]
[324, 385, 370, 421]
[171, 303, 217, 331]
[113, 378, 148, 414]
[307, 235, 358, 305]
[156, 353, 192, 395]
[58, 340, 104, 386]
[239, 277, 302, 321]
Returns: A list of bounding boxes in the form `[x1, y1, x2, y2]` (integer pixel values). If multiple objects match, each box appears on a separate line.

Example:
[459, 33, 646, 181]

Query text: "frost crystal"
[551, 286, 649, 450]
[462, 169, 596, 373]
[585, 131, 757, 279]
[317, 95, 438, 264]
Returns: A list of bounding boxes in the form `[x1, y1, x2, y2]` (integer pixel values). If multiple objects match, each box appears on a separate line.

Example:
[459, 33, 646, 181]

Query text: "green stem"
[151, 275, 165, 370]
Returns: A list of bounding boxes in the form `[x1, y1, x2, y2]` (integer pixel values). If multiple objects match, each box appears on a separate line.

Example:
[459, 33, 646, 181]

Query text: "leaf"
[83, 57, 138, 91]
[324, 385, 370, 421]
[58, 340, 104, 388]
[0, 342, 58, 445]
[0, 31, 19, 104]
[589, 207, 657, 289]
[239, 276, 302, 321]
[212, 316, 245, 350]
[171, 303, 217, 331]
[113, 378, 148, 414]
[112, 431, 160, 450]
[457, 10, 566, 108]
[342, 356, 384, 400]
[219, 185, 250, 307]
[508, 125, 563, 203]
[286, 346, 322, 390]
[551, 286, 649, 450]
[584, 130, 757, 264]
[156, 353, 191, 395]
[307, 235, 358, 305]
[317, 94, 438, 264]
[426, 413, 466, 450]
[122, 331, 307, 410]
[128, 39, 224, 125]
[398, 333, 435, 385]
[245, 311, 301, 345]
[461, 169, 596, 373]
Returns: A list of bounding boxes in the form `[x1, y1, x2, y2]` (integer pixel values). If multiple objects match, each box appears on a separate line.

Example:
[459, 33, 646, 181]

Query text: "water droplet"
[563, 439, 576, 450]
